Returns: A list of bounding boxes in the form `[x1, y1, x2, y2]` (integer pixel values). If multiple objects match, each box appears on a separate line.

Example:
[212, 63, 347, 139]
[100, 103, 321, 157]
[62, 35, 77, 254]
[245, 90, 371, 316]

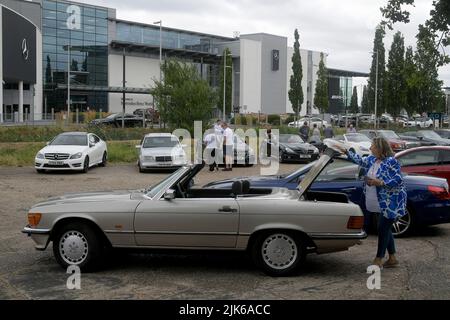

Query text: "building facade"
[0, 0, 368, 123]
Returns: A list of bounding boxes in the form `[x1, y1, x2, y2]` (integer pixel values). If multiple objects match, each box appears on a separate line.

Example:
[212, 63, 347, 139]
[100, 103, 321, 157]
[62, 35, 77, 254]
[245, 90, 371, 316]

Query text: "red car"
[396, 146, 450, 185]
[359, 130, 408, 152]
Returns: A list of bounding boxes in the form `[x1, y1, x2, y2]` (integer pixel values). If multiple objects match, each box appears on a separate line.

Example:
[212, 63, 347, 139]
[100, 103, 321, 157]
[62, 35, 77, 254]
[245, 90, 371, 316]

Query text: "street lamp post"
[67, 45, 71, 125]
[222, 51, 232, 122]
[153, 20, 162, 82]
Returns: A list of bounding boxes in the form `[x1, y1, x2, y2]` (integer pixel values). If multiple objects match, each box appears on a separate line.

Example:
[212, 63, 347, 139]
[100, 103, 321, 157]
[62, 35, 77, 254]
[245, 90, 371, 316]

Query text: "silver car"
[23, 149, 366, 276]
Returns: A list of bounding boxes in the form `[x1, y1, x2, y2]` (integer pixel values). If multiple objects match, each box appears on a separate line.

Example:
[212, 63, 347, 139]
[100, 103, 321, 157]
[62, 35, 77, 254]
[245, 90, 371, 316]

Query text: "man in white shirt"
[221, 122, 234, 171]
[204, 130, 218, 171]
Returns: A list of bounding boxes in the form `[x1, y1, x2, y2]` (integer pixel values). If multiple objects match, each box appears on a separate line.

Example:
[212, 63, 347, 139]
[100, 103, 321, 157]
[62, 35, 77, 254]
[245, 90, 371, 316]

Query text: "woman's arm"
[346, 149, 370, 168]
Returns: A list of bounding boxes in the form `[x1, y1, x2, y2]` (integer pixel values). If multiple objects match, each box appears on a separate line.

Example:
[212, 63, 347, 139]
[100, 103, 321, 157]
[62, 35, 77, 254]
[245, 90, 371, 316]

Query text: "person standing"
[311, 123, 321, 139]
[299, 121, 310, 142]
[323, 124, 334, 139]
[222, 122, 234, 171]
[204, 130, 218, 171]
[347, 124, 357, 133]
[336, 137, 407, 268]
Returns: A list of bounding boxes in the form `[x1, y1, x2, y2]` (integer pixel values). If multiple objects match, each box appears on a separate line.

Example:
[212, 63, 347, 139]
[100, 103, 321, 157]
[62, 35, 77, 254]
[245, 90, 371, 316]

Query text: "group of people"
[203, 120, 234, 172]
[298, 121, 356, 142]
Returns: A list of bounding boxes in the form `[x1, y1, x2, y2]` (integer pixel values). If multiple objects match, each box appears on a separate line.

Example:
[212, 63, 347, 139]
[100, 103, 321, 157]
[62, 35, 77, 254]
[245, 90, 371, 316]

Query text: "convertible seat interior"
[187, 180, 273, 198]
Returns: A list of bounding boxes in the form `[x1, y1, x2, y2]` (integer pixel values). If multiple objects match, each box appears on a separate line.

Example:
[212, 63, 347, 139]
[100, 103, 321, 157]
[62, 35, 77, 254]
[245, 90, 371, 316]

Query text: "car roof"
[144, 133, 176, 138]
[59, 132, 88, 136]
[396, 146, 450, 157]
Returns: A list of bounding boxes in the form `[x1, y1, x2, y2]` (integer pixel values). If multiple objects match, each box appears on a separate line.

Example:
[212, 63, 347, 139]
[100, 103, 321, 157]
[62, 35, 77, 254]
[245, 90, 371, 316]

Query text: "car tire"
[52, 222, 104, 272]
[279, 151, 284, 163]
[372, 207, 414, 237]
[82, 156, 89, 173]
[138, 161, 144, 173]
[99, 152, 107, 167]
[251, 231, 305, 276]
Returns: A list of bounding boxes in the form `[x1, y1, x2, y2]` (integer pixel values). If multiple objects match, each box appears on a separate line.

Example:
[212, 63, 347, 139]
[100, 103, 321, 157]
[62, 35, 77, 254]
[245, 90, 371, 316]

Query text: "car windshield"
[106, 114, 118, 119]
[50, 135, 87, 146]
[345, 134, 371, 143]
[379, 131, 399, 139]
[143, 137, 179, 148]
[146, 167, 187, 198]
[420, 131, 441, 139]
[280, 134, 304, 143]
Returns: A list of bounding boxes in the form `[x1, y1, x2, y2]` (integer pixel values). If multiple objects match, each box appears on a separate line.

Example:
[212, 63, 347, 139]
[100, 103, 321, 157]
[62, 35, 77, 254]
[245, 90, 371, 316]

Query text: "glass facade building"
[42, 0, 109, 112]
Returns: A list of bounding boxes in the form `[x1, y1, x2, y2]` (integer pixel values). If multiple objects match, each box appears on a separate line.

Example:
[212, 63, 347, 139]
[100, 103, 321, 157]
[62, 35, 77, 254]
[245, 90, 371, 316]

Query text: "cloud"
[72, 0, 449, 85]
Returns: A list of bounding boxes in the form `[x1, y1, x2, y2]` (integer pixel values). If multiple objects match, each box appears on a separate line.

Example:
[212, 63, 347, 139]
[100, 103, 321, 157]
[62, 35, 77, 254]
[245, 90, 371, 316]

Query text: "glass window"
[43, 44, 57, 53]
[84, 16, 96, 26]
[43, 9, 57, 20]
[95, 34, 108, 43]
[96, 9, 108, 19]
[315, 159, 359, 182]
[43, 27, 57, 37]
[56, 19, 69, 30]
[43, 53, 57, 62]
[43, 0, 57, 10]
[56, 11, 69, 22]
[57, 37, 69, 47]
[95, 18, 108, 28]
[43, 36, 57, 45]
[42, 18, 57, 28]
[83, 40, 96, 46]
[70, 38, 83, 46]
[84, 25, 96, 34]
[83, 7, 96, 17]
[440, 150, 450, 164]
[57, 29, 70, 39]
[56, 61, 68, 70]
[71, 30, 84, 40]
[84, 33, 95, 41]
[96, 26, 108, 35]
[398, 150, 440, 167]
[56, 2, 68, 13]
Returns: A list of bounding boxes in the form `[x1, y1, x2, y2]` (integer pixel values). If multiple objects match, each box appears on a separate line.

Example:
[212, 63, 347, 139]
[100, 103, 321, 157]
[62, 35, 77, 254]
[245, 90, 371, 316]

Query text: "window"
[96, 26, 108, 35]
[315, 159, 360, 182]
[440, 150, 450, 165]
[43, 0, 56, 10]
[43, 36, 57, 45]
[83, 7, 96, 17]
[96, 9, 108, 19]
[42, 18, 57, 28]
[398, 150, 440, 167]
[43, 9, 57, 20]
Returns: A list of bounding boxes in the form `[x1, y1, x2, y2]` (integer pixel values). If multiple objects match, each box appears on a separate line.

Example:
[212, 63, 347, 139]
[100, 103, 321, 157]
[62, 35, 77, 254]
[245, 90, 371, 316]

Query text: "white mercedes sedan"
[35, 132, 108, 173]
[324, 133, 371, 157]
[137, 133, 188, 172]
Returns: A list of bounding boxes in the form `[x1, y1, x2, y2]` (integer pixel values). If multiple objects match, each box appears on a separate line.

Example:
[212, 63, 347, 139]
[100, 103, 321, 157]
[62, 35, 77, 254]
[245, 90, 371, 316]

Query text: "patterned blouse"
[346, 150, 407, 220]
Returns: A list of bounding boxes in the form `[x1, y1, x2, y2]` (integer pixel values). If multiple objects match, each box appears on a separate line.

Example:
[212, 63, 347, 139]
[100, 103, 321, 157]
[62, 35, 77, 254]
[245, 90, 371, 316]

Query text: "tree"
[385, 32, 407, 117]
[414, 25, 444, 114]
[350, 86, 359, 114]
[404, 46, 419, 115]
[367, 26, 386, 118]
[361, 85, 370, 113]
[289, 29, 304, 119]
[313, 52, 329, 114]
[218, 48, 233, 118]
[152, 59, 218, 133]
[381, 0, 449, 66]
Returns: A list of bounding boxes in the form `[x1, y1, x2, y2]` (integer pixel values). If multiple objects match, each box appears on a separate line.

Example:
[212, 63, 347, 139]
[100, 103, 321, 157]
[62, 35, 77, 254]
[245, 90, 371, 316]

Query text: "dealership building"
[0, 0, 366, 123]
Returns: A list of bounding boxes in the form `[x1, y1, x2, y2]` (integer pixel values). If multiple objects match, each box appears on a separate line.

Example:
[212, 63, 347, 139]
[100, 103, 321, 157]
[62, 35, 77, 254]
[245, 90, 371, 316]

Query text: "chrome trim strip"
[104, 230, 135, 234]
[134, 231, 237, 236]
[309, 231, 367, 240]
[22, 227, 51, 235]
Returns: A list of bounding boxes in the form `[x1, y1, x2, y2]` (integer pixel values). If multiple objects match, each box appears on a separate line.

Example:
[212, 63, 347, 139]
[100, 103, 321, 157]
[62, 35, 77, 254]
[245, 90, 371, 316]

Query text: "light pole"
[67, 44, 71, 125]
[153, 20, 162, 82]
[222, 51, 232, 122]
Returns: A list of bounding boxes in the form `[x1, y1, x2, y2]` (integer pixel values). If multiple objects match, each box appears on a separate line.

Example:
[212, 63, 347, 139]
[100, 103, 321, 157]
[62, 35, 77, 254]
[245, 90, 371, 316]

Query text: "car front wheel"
[99, 152, 107, 167]
[82, 156, 89, 173]
[251, 231, 305, 276]
[52, 222, 104, 272]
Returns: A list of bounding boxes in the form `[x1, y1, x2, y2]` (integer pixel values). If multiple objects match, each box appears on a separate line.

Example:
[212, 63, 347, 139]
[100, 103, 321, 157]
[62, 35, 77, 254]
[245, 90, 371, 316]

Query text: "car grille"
[45, 153, 70, 160]
[43, 164, 70, 168]
[155, 156, 172, 162]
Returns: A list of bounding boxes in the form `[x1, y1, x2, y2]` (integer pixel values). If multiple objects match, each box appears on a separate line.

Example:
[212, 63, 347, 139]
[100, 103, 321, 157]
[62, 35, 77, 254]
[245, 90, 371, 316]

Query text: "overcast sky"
[76, 0, 449, 87]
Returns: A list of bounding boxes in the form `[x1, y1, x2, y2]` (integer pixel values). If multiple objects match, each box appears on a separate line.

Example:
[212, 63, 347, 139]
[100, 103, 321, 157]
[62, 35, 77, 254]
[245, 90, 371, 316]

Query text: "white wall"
[34, 28, 42, 119]
[239, 39, 261, 114]
[108, 54, 159, 113]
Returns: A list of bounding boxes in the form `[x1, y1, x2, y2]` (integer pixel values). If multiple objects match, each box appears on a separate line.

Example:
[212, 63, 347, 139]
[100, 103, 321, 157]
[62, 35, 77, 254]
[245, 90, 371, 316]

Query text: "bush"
[267, 114, 281, 125]
[284, 115, 296, 124]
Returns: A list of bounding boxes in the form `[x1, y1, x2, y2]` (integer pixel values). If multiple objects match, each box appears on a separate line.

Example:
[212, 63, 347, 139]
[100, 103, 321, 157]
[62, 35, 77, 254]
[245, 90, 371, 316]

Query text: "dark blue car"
[205, 158, 450, 237]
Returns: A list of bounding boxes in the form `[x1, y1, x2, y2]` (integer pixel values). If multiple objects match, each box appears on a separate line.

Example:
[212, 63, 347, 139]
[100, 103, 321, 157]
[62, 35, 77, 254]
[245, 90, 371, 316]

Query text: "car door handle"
[342, 187, 357, 192]
[218, 206, 238, 213]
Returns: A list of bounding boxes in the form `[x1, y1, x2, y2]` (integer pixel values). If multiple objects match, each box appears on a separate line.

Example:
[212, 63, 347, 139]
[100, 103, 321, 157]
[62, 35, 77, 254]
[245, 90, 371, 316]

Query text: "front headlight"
[70, 152, 83, 159]
[144, 156, 155, 161]
[285, 147, 295, 153]
[313, 148, 319, 154]
[36, 153, 44, 159]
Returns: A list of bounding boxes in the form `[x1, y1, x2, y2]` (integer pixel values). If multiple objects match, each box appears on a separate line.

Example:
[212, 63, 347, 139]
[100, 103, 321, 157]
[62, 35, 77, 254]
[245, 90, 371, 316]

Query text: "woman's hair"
[372, 137, 394, 159]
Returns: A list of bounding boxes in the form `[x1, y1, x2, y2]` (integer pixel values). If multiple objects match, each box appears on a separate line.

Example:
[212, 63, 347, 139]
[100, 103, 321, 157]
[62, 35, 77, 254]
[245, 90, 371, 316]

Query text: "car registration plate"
[48, 160, 64, 165]
[299, 155, 311, 158]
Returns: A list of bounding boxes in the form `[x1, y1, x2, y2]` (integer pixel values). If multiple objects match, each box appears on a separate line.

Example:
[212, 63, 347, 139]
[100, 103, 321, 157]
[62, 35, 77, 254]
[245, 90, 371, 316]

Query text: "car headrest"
[231, 181, 243, 196]
[241, 180, 250, 194]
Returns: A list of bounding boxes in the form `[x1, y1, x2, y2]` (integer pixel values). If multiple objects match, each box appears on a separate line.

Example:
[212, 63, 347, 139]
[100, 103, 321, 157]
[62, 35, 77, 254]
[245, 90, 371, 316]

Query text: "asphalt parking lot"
[0, 163, 449, 300]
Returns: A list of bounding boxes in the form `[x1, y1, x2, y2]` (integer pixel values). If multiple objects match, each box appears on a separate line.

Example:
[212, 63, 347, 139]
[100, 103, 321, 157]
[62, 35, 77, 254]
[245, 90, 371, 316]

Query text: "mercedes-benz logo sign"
[21, 39, 29, 61]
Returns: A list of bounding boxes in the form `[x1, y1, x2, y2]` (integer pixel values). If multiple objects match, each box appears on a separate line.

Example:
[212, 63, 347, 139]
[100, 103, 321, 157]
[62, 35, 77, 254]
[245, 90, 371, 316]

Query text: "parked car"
[288, 117, 328, 128]
[90, 113, 146, 127]
[403, 117, 433, 128]
[133, 108, 160, 123]
[434, 129, 450, 139]
[231, 133, 256, 166]
[359, 130, 407, 152]
[324, 133, 371, 157]
[398, 134, 433, 148]
[402, 131, 450, 146]
[136, 133, 188, 172]
[22, 150, 366, 276]
[205, 157, 450, 237]
[396, 146, 450, 186]
[337, 116, 357, 128]
[358, 114, 375, 125]
[35, 132, 107, 173]
[276, 134, 320, 163]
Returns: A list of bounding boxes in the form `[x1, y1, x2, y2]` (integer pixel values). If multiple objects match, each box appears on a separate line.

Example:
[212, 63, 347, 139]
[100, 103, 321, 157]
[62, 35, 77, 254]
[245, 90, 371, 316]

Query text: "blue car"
[204, 157, 450, 237]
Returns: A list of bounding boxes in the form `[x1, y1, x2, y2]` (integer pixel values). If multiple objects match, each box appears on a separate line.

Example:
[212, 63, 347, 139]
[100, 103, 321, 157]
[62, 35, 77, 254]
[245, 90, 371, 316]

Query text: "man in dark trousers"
[299, 121, 310, 142]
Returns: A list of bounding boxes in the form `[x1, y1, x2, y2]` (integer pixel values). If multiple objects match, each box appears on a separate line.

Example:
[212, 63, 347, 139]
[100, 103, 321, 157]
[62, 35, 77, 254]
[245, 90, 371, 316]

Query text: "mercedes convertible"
[23, 149, 366, 276]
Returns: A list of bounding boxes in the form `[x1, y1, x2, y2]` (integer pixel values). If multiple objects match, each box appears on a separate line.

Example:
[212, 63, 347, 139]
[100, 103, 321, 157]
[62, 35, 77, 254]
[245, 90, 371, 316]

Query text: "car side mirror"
[89, 143, 95, 148]
[163, 189, 176, 200]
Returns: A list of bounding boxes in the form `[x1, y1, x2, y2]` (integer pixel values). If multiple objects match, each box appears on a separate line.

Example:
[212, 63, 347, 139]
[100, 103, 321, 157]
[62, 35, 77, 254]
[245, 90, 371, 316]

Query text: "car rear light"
[428, 186, 450, 200]
[347, 216, 364, 229]
[28, 213, 42, 227]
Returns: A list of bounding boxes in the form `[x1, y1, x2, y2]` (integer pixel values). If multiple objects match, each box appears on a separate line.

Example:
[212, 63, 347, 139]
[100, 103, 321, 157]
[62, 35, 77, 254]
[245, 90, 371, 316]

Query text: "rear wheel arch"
[246, 228, 316, 253]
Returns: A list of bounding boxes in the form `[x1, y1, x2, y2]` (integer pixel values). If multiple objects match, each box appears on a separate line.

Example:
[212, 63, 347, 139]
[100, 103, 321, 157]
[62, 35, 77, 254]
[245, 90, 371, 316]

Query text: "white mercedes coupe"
[35, 132, 108, 173]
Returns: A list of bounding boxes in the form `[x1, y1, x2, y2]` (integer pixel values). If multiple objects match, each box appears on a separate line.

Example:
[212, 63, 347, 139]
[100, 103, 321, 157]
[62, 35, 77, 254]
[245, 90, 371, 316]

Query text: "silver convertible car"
[23, 149, 366, 276]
